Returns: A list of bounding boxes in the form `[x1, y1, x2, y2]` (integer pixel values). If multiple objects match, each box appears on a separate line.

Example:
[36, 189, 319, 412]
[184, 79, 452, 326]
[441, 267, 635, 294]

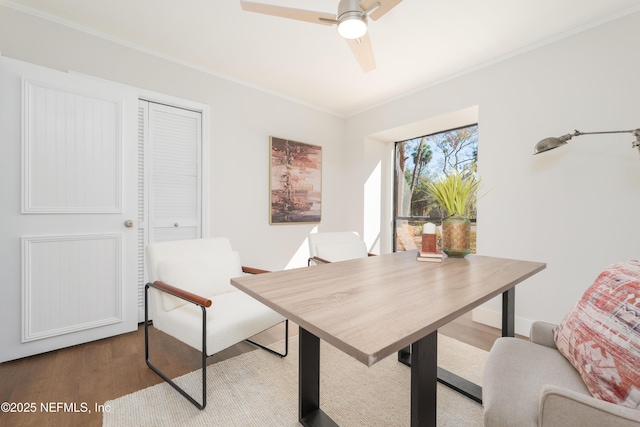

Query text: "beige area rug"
[103, 335, 486, 426]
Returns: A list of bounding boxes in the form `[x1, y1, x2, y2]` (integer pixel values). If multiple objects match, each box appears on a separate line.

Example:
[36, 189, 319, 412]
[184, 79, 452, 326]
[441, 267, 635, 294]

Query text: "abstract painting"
[270, 137, 322, 224]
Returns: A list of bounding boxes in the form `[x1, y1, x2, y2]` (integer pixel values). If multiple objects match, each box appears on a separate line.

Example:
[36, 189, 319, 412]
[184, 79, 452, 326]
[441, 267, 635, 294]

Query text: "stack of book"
[417, 250, 444, 263]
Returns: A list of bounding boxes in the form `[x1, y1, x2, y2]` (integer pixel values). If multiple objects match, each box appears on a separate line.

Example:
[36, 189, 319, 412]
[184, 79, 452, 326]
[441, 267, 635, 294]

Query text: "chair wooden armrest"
[148, 280, 212, 308]
[242, 266, 270, 275]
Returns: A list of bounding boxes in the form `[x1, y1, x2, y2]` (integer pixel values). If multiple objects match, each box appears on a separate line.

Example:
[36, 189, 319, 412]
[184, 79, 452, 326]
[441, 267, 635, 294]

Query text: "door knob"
[124, 219, 134, 228]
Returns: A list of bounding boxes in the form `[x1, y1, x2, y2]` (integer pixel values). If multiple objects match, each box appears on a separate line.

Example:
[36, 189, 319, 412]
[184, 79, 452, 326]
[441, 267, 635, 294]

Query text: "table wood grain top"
[231, 251, 545, 367]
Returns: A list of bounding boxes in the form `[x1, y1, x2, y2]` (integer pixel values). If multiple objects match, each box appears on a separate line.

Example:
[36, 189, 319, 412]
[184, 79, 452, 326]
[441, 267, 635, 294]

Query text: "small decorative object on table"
[417, 222, 444, 263]
[421, 222, 438, 253]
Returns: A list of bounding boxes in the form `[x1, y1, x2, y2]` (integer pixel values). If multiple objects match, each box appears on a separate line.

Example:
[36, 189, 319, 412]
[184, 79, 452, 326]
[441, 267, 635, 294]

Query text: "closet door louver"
[137, 103, 149, 320]
[149, 103, 202, 243]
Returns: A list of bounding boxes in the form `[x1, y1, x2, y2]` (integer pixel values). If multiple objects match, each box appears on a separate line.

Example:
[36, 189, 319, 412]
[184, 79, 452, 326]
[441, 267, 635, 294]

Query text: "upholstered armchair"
[145, 237, 288, 409]
[307, 231, 374, 265]
[483, 261, 640, 426]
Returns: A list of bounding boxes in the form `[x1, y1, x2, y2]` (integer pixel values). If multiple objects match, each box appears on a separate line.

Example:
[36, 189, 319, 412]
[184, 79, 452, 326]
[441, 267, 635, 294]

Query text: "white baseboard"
[471, 307, 532, 338]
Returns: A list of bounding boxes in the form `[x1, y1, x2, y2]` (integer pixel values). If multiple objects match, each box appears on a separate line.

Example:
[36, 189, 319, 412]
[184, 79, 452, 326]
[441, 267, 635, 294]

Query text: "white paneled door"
[0, 57, 138, 362]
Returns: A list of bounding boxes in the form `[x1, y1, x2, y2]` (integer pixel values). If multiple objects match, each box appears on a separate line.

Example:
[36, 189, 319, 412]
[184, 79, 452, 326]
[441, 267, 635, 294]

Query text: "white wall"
[0, 5, 347, 271]
[346, 11, 640, 333]
[2, 5, 639, 336]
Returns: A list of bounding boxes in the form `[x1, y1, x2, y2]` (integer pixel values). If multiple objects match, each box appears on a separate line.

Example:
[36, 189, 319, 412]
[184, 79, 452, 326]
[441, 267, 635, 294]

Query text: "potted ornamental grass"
[426, 168, 480, 258]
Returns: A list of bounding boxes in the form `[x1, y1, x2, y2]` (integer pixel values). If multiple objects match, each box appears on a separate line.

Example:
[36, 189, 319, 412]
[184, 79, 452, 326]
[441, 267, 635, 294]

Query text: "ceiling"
[5, 0, 640, 117]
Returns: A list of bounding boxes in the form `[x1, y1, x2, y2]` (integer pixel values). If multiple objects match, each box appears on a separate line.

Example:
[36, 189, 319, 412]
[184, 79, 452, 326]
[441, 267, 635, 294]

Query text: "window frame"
[392, 123, 478, 252]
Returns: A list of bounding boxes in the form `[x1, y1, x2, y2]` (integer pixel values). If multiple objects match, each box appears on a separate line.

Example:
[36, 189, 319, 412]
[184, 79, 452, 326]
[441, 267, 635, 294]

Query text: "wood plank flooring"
[0, 313, 510, 427]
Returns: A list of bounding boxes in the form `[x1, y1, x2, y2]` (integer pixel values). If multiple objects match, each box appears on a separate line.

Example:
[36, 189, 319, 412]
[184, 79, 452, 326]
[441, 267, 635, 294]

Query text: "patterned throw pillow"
[554, 260, 640, 409]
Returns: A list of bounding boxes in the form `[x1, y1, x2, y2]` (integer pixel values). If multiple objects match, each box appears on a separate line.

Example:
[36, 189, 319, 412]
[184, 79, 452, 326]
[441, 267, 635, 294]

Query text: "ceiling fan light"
[337, 14, 367, 39]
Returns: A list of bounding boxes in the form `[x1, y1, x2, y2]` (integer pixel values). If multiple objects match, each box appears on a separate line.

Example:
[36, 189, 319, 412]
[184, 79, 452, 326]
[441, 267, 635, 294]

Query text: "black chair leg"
[145, 284, 288, 411]
[145, 284, 208, 410]
[246, 319, 289, 358]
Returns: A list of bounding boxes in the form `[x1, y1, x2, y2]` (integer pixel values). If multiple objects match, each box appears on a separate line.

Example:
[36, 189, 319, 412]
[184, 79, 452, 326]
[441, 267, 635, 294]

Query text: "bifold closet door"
[137, 101, 202, 320]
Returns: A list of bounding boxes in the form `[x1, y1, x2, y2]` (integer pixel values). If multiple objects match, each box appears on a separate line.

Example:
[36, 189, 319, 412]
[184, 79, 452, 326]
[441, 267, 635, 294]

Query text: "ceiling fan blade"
[360, 0, 402, 21]
[240, 1, 336, 26]
[347, 33, 376, 73]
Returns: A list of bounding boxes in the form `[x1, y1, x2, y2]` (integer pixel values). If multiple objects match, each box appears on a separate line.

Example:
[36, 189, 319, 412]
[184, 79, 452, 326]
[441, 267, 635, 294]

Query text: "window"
[393, 124, 478, 252]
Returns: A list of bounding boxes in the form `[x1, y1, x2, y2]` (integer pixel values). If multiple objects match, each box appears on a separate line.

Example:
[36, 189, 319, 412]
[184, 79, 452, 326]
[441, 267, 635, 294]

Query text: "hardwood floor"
[0, 313, 510, 427]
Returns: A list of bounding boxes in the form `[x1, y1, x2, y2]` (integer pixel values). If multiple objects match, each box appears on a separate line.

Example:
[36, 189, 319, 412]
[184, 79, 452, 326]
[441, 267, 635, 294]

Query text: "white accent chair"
[307, 231, 373, 265]
[145, 237, 288, 409]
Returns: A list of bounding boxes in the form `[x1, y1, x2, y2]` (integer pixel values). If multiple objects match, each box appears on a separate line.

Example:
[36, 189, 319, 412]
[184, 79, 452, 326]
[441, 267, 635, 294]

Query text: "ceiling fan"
[240, 0, 403, 73]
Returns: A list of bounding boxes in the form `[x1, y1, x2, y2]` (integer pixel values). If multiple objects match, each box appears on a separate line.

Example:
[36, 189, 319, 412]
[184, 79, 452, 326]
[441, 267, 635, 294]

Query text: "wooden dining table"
[231, 250, 546, 426]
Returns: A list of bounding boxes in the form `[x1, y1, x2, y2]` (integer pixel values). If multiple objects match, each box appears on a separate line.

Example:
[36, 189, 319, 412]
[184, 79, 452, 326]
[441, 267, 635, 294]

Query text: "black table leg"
[436, 367, 482, 403]
[397, 286, 517, 406]
[502, 287, 515, 337]
[411, 330, 438, 427]
[299, 328, 338, 427]
[398, 340, 483, 404]
[398, 345, 411, 366]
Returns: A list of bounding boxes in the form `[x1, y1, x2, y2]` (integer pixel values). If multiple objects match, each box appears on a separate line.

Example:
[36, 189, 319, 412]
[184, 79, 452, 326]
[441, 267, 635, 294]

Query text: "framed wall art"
[269, 136, 322, 224]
